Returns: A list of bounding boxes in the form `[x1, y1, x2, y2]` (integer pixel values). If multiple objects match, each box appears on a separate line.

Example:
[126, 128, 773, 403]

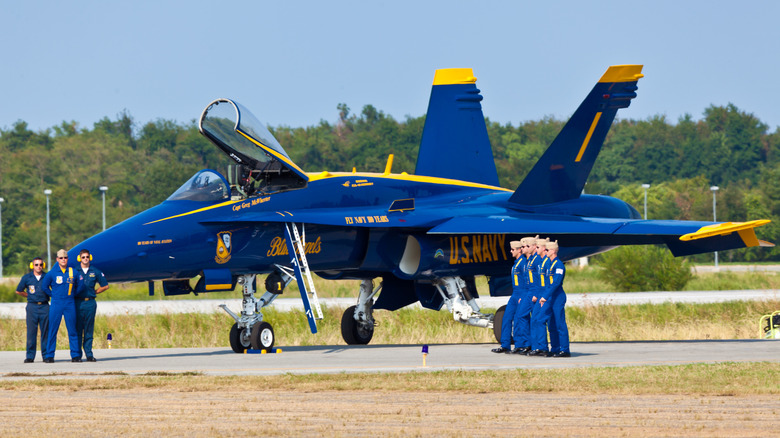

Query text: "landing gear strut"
[434, 276, 494, 329]
[221, 273, 288, 353]
[341, 279, 379, 345]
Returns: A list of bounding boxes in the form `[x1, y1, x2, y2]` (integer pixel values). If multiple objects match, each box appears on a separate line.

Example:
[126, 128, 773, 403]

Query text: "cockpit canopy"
[198, 98, 308, 195]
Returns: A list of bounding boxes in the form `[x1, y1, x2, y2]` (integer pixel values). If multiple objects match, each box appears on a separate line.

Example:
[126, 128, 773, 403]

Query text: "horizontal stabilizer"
[415, 69, 499, 187]
[509, 65, 644, 205]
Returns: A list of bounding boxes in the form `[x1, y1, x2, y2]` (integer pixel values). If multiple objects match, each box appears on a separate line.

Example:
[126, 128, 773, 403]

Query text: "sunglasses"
[33, 263, 43, 266]
[57, 256, 68, 259]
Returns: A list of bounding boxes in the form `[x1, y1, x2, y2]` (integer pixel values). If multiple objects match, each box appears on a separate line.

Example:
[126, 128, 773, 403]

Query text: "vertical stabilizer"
[509, 65, 644, 205]
[415, 69, 499, 186]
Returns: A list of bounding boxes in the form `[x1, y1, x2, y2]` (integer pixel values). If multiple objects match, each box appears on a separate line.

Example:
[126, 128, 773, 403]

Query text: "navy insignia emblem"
[215, 231, 232, 264]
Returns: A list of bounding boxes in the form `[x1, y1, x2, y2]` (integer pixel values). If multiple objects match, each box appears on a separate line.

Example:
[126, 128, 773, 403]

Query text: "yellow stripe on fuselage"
[144, 172, 510, 225]
[307, 171, 512, 192]
[143, 200, 237, 225]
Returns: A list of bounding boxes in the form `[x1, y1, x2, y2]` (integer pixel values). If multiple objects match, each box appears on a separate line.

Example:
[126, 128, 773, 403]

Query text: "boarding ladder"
[283, 222, 324, 333]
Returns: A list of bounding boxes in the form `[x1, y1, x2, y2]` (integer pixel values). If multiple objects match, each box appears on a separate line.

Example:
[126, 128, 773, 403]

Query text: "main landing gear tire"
[250, 321, 275, 350]
[493, 305, 506, 343]
[229, 323, 251, 353]
[341, 305, 374, 345]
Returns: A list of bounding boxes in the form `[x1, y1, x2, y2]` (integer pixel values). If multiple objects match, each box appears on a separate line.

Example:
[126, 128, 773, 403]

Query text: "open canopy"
[198, 98, 308, 194]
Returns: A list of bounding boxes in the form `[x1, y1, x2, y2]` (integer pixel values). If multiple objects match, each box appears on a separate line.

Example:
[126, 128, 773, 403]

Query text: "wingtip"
[433, 68, 477, 85]
[599, 65, 644, 83]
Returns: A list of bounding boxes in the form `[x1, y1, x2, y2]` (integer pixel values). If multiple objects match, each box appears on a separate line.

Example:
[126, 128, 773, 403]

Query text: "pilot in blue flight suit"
[73, 249, 109, 362]
[492, 240, 527, 353]
[41, 248, 82, 363]
[511, 236, 538, 354]
[15, 257, 49, 363]
[527, 238, 552, 356]
[544, 240, 570, 357]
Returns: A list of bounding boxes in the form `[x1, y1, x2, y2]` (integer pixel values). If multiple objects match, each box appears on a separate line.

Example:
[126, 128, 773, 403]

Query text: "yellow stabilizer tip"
[599, 65, 644, 83]
[679, 220, 771, 242]
[433, 68, 477, 85]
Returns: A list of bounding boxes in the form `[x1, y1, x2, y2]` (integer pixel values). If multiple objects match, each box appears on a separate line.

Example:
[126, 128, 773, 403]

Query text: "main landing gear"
[433, 276, 494, 329]
[221, 272, 289, 353]
[341, 279, 379, 344]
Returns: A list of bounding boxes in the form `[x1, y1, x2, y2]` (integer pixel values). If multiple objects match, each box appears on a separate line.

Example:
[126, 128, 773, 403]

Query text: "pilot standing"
[492, 240, 527, 353]
[527, 238, 552, 356]
[73, 249, 109, 362]
[544, 241, 570, 357]
[41, 249, 82, 363]
[511, 237, 538, 354]
[15, 257, 49, 363]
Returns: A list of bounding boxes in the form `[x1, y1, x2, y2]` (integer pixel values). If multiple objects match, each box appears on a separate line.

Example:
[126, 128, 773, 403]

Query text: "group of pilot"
[16, 248, 109, 363]
[492, 236, 570, 357]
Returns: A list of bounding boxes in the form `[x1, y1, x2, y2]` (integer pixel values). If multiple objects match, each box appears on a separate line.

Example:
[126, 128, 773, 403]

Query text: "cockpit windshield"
[167, 170, 229, 202]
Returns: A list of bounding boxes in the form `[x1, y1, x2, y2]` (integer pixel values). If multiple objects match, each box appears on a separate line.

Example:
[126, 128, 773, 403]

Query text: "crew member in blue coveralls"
[527, 238, 552, 356]
[511, 236, 538, 354]
[41, 248, 82, 363]
[492, 240, 526, 353]
[543, 240, 570, 357]
[74, 248, 109, 362]
[15, 257, 49, 363]
[528, 240, 571, 356]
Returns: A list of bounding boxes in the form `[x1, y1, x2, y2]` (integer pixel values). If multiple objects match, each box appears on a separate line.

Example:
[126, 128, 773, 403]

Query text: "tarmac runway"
[2, 340, 778, 378]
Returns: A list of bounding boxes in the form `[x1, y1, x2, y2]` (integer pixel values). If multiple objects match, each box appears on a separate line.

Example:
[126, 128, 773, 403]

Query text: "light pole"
[44, 189, 52, 269]
[99, 186, 108, 231]
[710, 186, 719, 268]
[0, 197, 4, 280]
[641, 184, 650, 220]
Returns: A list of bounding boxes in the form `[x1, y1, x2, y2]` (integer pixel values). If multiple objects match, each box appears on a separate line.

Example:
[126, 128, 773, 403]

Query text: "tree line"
[1, 102, 778, 274]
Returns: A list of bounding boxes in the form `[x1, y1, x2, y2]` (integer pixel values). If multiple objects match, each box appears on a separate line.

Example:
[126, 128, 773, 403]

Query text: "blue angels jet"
[71, 65, 771, 352]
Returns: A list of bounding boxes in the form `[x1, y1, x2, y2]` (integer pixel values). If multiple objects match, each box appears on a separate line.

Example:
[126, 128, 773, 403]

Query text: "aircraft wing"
[427, 215, 772, 256]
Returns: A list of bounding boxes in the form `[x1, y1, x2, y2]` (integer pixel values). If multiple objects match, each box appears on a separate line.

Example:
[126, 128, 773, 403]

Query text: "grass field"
[2, 299, 778, 350]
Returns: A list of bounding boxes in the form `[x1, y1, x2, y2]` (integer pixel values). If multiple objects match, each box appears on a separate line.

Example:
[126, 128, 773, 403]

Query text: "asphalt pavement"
[1, 340, 778, 377]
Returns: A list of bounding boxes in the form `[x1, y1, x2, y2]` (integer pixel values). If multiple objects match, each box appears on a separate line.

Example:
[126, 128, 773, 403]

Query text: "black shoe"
[86, 357, 97, 362]
[511, 346, 531, 354]
[550, 351, 571, 357]
[526, 349, 549, 357]
[491, 347, 511, 353]
[71, 357, 82, 363]
[43, 358, 54, 363]
[24, 359, 34, 363]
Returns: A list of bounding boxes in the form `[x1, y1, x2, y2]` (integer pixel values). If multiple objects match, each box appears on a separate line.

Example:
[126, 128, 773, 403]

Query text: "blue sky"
[3, 1, 780, 134]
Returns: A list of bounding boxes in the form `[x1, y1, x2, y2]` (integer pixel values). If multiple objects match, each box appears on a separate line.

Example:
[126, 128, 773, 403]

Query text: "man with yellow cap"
[491, 239, 528, 353]
[509, 236, 537, 354]
[40, 249, 82, 363]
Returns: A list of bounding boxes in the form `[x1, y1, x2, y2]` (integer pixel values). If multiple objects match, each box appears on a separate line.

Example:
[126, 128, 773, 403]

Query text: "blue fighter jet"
[71, 65, 771, 352]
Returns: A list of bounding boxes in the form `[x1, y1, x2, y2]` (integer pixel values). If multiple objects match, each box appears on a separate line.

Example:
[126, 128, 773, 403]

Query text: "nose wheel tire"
[250, 321, 275, 350]
[229, 323, 251, 353]
[341, 305, 374, 345]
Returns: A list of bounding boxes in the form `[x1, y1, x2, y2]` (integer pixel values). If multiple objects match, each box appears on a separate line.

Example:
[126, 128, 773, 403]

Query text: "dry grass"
[2, 362, 778, 395]
[1, 364, 778, 437]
